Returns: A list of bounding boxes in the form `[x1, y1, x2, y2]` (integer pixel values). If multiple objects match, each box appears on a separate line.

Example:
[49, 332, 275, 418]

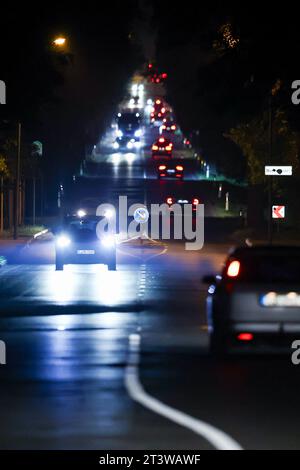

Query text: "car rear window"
[233, 254, 300, 283]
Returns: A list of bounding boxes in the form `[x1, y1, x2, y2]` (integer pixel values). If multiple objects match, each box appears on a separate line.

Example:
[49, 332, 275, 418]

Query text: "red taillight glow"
[159, 165, 166, 170]
[171, 125, 176, 130]
[176, 165, 183, 171]
[161, 107, 166, 113]
[148, 63, 153, 69]
[161, 73, 168, 79]
[152, 145, 158, 151]
[237, 333, 253, 342]
[165, 145, 172, 151]
[227, 260, 240, 278]
[192, 198, 199, 205]
[156, 99, 161, 105]
[167, 197, 173, 205]
[159, 137, 165, 143]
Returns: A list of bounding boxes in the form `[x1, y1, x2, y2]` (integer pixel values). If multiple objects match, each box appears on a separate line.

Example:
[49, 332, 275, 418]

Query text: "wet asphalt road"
[0, 149, 300, 450]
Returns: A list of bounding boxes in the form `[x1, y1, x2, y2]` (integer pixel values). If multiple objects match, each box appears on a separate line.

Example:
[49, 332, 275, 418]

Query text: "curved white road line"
[125, 334, 243, 451]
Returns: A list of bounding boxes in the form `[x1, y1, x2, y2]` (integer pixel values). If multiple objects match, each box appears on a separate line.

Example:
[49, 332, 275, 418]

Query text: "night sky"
[1, 1, 300, 181]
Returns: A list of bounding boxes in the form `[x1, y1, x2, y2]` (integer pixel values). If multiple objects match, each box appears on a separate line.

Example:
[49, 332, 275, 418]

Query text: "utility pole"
[268, 95, 273, 245]
[13, 122, 21, 240]
[0, 176, 3, 234]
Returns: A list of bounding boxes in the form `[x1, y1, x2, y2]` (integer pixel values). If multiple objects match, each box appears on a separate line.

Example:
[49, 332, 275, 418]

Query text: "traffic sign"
[265, 166, 292, 176]
[272, 205, 285, 219]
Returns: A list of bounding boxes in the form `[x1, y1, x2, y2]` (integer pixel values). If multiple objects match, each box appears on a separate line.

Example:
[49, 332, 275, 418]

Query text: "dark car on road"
[152, 137, 173, 159]
[203, 245, 300, 355]
[157, 161, 184, 179]
[54, 215, 117, 271]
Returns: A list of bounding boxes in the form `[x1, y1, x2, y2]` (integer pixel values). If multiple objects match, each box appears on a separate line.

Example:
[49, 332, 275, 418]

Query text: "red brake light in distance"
[152, 145, 158, 151]
[192, 198, 199, 205]
[176, 165, 183, 171]
[159, 137, 165, 143]
[166, 197, 173, 205]
[171, 125, 176, 130]
[227, 260, 240, 278]
[165, 145, 172, 151]
[159, 165, 166, 170]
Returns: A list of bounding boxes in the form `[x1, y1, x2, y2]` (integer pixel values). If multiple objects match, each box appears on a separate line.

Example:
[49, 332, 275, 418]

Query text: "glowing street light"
[53, 37, 66, 47]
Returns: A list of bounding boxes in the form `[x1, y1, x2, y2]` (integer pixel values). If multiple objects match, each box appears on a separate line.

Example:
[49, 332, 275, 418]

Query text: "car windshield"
[235, 254, 300, 283]
[118, 115, 139, 127]
[65, 220, 99, 242]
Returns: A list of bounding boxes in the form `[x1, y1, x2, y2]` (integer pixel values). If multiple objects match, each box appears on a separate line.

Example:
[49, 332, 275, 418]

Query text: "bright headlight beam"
[57, 235, 71, 248]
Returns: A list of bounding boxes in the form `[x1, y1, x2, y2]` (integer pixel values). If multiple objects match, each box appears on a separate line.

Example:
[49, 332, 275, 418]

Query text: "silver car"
[203, 246, 300, 355]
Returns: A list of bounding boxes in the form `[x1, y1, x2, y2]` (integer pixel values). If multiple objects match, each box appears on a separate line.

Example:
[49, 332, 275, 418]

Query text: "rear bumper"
[231, 322, 300, 334]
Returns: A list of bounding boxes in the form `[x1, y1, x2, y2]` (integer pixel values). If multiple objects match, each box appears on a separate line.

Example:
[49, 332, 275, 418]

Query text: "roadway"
[0, 97, 298, 451]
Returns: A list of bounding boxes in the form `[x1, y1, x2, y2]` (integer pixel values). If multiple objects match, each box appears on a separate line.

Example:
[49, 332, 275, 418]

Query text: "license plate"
[167, 169, 175, 173]
[260, 292, 300, 307]
[77, 250, 95, 255]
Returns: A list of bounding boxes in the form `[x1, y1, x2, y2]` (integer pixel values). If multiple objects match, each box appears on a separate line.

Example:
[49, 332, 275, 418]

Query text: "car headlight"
[134, 129, 142, 137]
[116, 130, 123, 138]
[113, 141, 119, 150]
[101, 234, 116, 248]
[57, 235, 71, 248]
[127, 141, 133, 149]
[104, 209, 115, 219]
[77, 209, 86, 218]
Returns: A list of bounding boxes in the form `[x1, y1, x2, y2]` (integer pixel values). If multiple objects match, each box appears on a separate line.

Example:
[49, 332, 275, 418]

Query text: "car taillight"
[237, 333, 253, 342]
[192, 198, 199, 205]
[171, 125, 176, 130]
[161, 107, 166, 113]
[176, 165, 183, 171]
[152, 145, 158, 151]
[159, 137, 165, 143]
[165, 146, 172, 151]
[159, 165, 166, 170]
[166, 197, 174, 205]
[227, 260, 240, 278]
[156, 100, 161, 105]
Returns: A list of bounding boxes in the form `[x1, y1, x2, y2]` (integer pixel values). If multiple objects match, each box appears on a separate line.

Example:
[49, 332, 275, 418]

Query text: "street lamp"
[53, 37, 66, 47]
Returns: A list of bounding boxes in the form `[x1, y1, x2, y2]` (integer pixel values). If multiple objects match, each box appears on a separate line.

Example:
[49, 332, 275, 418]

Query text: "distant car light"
[116, 130, 123, 138]
[101, 234, 116, 248]
[57, 235, 71, 248]
[113, 141, 119, 150]
[77, 210, 86, 218]
[152, 145, 158, 151]
[127, 141, 134, 149]
[227, 260, 240, 278]
[159, 165, 166, 170]
[134, 129, 142, 137]
[165, 145, 172, 151]
[159, 137, 165, 143]
[104, 209, 114, 219]
[176, 165, 184, 171]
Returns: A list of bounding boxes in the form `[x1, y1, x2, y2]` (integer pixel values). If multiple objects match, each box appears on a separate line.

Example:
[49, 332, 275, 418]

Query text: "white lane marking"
[125, 333, 243, 450]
